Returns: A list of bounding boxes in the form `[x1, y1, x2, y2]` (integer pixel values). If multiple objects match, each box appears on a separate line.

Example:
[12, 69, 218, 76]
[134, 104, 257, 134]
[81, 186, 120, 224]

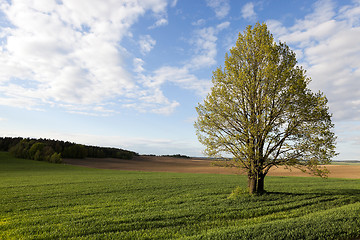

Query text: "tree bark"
[248, 173, 265, 195]
[257, 173, 265, 193]
[248, 175, 256, 194]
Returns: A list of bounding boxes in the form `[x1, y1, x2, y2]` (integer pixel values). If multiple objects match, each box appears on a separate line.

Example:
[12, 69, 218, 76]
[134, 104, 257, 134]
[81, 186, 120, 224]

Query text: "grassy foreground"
[0, 152, 359, 239]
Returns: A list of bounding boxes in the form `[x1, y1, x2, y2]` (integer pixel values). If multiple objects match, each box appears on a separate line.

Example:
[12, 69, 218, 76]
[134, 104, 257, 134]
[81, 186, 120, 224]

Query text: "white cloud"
[189, 27, 218, 69]
[267, 0, 360, 122]
[156, 18, 168, 27]
[139, 35, 156, 55]
[149, 17, 168, 29]
[339, 1, 360, 26]
[188, 22, 230, 69]
[241, 2, 256, 21]
[147, 0, 169, 29]
[206, 0, 230, 19]
[266, 20, 288, 36]
[0, 0, 169, 114]
[192, 19, 206, 26]
[123, 88, 180, 115]
[292, 0, 336, 32]
[151, 66, 211, 94]
[217, 21, 230, 31]
[133, 58, 145, 73]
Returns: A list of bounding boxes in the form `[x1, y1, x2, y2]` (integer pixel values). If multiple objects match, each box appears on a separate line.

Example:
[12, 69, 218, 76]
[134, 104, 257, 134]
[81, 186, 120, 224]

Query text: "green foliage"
[0, 137, 23, 151]
[49, 152, 62, 163]
[0, 152, 359, 239]
[195, 23, 337, 194]
[63, 144, 87, 158]
[33, 149, 42, 161]
[9, 139, 33, 159]
[1, 137, 138, 160]
[227, 186, 249, 200]
[28, 142, 45, 159]
[8, 139, 61, 163]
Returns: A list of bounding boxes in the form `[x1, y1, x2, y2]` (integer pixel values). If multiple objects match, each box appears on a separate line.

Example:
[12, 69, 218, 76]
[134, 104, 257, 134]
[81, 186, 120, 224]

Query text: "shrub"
[49, 152, 62, 163]
[228, 186, 249, 200]
[29, 142, 45, 159]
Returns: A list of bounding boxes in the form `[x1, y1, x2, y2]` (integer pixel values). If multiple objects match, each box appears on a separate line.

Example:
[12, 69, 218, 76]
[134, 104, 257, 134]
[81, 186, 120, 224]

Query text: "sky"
[0, 0, 359, 159]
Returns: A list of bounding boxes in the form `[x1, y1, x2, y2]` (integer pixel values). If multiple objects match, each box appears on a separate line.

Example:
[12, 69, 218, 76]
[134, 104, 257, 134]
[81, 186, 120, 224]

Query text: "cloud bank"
[268, 0, 360, 121]
[0, 1, 159, 111]
[0, 0, 187, 115]
[0, 0, 224, 116]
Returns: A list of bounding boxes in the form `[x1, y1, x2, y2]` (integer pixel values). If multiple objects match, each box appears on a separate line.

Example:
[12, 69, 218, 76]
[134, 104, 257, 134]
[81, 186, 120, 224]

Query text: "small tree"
[34, 150, 42, 161]
[49, 152, 62, 163]
[195, 23, 337, 195]
[29, 142, 45, 159]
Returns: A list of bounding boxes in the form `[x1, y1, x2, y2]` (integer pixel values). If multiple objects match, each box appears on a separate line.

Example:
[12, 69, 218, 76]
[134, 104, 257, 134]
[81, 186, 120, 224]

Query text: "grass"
[0, 151, 359, 239]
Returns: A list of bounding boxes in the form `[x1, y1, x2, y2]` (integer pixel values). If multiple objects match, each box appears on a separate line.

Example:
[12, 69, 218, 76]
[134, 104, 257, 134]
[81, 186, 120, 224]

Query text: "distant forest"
[0, 137, 138, 164]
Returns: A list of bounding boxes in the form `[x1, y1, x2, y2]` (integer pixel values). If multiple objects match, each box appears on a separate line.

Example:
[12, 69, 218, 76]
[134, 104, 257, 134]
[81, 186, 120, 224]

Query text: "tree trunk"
[248, 176, 257, 195]
[248, 173, 265, 195]
[257, 173, 265, 193]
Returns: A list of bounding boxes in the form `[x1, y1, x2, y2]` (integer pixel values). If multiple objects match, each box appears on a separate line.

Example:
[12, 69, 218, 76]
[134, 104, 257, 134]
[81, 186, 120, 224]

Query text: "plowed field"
[63, 156, 360, 179]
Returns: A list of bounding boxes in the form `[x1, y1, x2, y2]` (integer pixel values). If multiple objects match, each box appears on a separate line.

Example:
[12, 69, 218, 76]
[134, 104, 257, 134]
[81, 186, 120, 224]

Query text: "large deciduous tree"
[194, 23, 337, 195]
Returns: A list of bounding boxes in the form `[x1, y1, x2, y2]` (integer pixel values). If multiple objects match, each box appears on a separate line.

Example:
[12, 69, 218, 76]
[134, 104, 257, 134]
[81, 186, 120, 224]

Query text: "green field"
[1, 152, 359, 239]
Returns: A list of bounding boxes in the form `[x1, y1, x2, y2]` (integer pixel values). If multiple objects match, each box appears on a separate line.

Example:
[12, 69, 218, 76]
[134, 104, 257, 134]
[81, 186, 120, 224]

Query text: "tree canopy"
[194, 23, 337, 194]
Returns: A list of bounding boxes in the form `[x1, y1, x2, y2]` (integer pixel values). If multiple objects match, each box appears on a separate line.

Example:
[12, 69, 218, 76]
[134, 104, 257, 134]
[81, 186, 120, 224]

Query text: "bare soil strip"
[63, 156, 360, 179]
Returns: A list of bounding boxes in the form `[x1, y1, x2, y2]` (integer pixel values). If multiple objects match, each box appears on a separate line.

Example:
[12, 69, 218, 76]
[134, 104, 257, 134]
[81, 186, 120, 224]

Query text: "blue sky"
[0, 0, 360, 159]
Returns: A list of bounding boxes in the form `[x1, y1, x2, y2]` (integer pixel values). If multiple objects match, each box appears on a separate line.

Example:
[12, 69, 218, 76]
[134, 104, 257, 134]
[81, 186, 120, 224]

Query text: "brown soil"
[63, 155, 360, 179]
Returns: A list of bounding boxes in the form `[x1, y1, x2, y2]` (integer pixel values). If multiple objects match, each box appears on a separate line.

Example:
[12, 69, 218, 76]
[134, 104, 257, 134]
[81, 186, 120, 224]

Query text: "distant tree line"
[0, 137, 138, 163]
